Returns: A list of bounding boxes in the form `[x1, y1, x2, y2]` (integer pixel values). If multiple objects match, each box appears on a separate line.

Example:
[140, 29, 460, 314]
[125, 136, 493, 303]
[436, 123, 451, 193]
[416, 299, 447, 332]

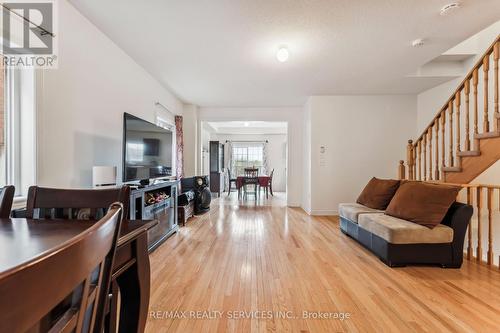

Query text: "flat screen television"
[123, 113, 173, 183]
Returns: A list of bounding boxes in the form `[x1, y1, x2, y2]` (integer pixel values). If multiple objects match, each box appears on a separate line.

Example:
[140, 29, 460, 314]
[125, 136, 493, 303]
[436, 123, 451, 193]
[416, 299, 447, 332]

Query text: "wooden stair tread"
[457, 150, 481, 157]
[475, 131, 500, 139]
[444, 135, 500, 183]
[442, 166, 462, 172]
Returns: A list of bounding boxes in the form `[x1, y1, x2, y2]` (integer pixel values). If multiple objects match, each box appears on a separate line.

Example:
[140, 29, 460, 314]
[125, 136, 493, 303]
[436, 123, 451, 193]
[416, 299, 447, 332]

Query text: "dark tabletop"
[0, 218, 157, 279]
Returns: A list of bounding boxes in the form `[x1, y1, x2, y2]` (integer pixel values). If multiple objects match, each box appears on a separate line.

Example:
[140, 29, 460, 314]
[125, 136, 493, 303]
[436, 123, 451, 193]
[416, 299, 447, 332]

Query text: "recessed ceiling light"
[440, 3, 460, 16]
[412, 38, 425, 47]
[244, 122, 250, 127]
[276, 46, 289, 62]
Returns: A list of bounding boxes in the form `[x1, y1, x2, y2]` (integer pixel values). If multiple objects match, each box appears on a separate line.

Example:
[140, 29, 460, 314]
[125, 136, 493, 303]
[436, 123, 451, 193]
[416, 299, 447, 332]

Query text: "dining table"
[236, 175, 271, 198]
[0, 217, 158, 333]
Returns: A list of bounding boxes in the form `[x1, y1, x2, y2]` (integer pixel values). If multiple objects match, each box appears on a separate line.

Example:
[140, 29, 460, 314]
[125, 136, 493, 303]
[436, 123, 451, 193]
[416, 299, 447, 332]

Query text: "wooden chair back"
[26, 186, 130, 220]
[244, 168, 258, 178]
[0, 185, 15, 218]
[0, 203, 124, 333]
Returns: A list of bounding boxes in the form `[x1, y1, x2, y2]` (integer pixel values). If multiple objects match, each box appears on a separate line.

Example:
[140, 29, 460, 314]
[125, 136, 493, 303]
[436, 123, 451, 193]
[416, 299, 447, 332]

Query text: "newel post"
[406, 140, 414, 180]
[398, 160, 406, 180]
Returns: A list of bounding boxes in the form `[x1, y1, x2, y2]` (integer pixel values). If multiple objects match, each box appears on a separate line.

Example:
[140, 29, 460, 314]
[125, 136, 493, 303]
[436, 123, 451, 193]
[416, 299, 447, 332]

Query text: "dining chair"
[26, 185, 130, 220]
[0, 185, 15, 218]
[243, 168, 259, 199]
[227, 169, 237, 196]
[0, 203, 124, 333]
[259, 169, 274, 199]
[244, 168, 258, 177]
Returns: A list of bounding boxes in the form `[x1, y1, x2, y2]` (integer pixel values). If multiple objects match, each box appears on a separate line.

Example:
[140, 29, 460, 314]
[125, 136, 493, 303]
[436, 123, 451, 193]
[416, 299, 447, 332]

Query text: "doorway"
[200, 121, 288, 205]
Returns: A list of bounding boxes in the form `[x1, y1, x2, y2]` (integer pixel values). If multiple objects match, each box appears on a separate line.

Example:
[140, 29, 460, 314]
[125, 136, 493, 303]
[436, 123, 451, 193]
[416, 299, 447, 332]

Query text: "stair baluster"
[464, 79, 471, 151]
[413, 143, 417, 180]
[477, 187, 483, 263]
[494, 42, 499, 132]
[473, 68, 479, 149]
[406, 140, 414, 180]
[455, 92, 461, 165]
[483, 55, 490, 132]
[417, 141, 421, 181]
[441, 110, 446, 179]
[487, 187, 493, 265]
[423, 133, 427, 181]
[428, 127, 433, 180]
[448, 100, 454, 167]
[435, 119, 439, 180]
[466, 187, 473, 260]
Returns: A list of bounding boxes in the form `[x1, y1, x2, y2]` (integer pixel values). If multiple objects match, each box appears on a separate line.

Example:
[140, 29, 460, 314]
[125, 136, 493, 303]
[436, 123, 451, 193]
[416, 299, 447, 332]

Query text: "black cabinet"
[129, 180, 179, 251]
[209, 141, 225, 196]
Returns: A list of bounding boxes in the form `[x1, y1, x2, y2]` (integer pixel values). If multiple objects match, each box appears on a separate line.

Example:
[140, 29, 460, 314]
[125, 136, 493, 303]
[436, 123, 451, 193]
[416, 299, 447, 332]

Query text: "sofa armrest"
[441, 202, 473, 266]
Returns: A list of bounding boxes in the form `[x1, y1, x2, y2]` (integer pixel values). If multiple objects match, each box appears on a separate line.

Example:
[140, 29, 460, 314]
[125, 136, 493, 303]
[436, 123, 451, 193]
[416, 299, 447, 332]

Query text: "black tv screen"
[123, 113, 173, 182]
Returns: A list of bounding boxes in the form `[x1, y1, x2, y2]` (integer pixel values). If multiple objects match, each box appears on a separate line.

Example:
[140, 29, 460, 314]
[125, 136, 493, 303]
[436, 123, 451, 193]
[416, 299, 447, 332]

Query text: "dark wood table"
[236, 175, 271, 198]
[0, 218, 158, 333]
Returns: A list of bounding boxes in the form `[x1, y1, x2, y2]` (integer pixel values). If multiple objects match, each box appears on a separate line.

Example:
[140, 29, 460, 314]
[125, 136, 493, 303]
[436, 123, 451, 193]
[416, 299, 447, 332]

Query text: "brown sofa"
[339, 202, 473, 268]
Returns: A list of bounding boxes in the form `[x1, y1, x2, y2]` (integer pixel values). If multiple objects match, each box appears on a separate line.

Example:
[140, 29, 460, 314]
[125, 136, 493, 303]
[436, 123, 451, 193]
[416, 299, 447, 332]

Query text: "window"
[232, 145, 264, 176]
[0, 66, 36, 197]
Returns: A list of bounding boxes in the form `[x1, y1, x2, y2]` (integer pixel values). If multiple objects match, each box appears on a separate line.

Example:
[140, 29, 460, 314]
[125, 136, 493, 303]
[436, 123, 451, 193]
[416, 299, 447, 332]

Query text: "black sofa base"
[339, 202, 472, 268]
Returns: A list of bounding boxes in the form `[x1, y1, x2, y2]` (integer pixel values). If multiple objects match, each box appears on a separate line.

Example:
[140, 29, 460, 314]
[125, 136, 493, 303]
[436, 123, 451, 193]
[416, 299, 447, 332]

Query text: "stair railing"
[461, 183, 500, 269]
[444, 183, 499, 269]
[398, 35, 500, 182]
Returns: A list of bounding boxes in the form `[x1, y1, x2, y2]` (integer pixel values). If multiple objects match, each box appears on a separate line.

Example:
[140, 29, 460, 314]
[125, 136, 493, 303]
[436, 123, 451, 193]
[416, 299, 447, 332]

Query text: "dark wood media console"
[128, 180, 179, 251]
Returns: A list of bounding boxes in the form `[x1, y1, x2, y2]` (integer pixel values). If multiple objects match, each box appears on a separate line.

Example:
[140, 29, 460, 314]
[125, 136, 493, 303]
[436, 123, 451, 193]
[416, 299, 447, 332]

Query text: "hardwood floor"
[146, 194, 500, 333]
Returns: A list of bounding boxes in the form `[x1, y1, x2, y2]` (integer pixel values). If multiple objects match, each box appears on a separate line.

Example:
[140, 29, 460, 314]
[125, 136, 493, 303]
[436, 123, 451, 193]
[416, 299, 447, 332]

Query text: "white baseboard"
[300, 206, 312, 215]
[310, 209, 338, 216]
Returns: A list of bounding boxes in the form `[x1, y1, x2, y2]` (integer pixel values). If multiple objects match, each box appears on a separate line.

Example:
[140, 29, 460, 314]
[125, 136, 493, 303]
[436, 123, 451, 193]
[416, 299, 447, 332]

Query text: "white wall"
[199, 122, 218, 176]
[302, 99, 312, 213]
[305, 95, 417, 215]
[182, 104, 199, 177]
[212, 133, 287, 192]
[36, 0, 183, 188]
[198, 107, 303, 206]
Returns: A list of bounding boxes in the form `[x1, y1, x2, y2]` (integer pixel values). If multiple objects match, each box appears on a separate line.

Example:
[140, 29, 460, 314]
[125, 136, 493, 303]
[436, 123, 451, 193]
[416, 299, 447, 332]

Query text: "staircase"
[398, 34, 500, 183]
[397, 34, 500, 270]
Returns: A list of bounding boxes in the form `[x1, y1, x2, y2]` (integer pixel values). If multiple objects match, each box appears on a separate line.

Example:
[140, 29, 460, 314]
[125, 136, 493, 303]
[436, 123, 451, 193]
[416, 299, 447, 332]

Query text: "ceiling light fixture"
[276, 46, 289, 62]
[412, 38, 425, 47]
[440, 2, 460, 16]
[244, 122, 250, 127]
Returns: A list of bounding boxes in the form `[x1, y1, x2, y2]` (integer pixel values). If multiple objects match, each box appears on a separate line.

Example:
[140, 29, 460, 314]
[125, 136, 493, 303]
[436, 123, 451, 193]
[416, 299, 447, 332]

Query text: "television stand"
[128, 180, 179, 251]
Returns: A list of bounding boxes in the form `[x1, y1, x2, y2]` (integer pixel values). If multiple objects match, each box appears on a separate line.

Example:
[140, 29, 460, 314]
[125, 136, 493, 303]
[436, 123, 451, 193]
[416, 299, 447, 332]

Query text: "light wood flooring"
[146, 193, 500, 332]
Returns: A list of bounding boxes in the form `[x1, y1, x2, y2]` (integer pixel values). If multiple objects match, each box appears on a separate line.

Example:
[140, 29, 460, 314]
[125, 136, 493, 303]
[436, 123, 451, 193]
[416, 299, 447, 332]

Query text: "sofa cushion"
[385, 181, 461, 229]
[356, 177, 401, 210]
[358, 213, 453, 244]
[339, 203, 384, 223]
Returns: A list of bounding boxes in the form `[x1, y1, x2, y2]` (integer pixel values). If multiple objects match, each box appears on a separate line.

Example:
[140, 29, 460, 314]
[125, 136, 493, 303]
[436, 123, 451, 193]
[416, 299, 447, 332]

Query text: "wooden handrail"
[413, 34, 500, 145]
[425, 180, 500, 190]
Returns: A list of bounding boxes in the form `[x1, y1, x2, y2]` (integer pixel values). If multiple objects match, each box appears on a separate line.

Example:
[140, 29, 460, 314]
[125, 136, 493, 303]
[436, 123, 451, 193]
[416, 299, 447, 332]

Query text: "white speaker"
[92, 166, 117, 188]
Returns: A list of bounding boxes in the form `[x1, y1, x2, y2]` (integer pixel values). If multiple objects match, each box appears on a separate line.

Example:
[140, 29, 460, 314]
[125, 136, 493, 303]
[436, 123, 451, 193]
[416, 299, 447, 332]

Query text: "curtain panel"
[175, 115, 184, 179]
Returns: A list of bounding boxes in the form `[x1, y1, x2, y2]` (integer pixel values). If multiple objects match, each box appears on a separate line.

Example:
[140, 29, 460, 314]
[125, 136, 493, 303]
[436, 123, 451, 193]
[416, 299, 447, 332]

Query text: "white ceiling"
[207, 121, 287, 135]
[69, 0, 500, 107]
